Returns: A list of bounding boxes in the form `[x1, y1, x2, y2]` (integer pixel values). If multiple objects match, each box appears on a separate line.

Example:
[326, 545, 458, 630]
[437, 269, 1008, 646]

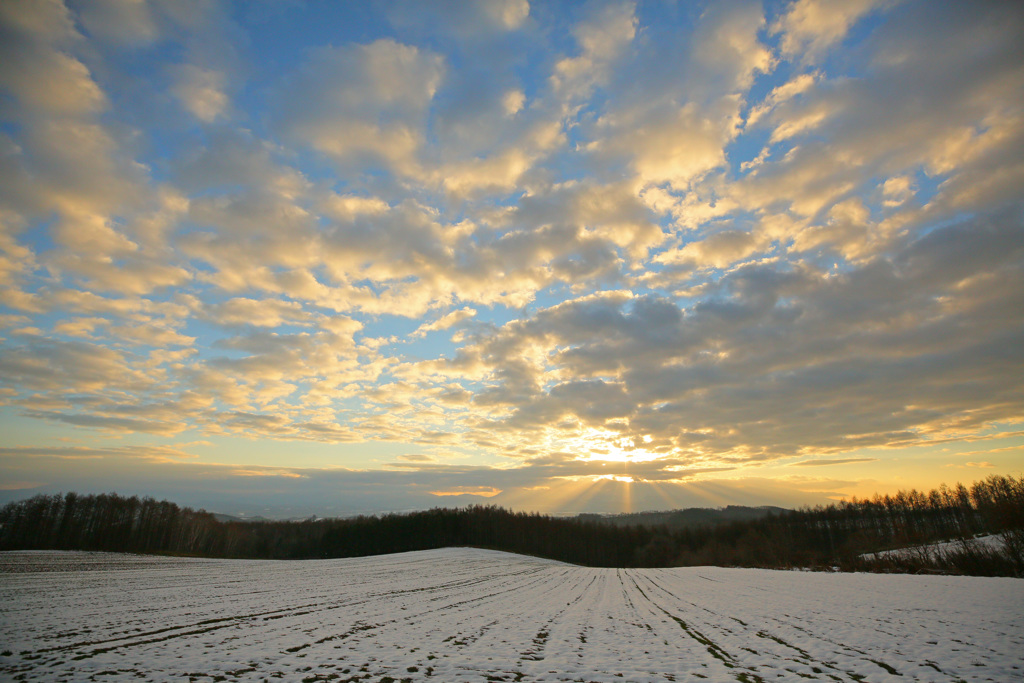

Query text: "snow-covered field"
[1, 549, 1022, 683]
[861, 534, 1007, 561]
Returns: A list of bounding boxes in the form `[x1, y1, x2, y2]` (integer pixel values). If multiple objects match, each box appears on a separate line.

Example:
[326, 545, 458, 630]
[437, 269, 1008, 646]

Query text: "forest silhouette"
[2, 475, 1021, 576]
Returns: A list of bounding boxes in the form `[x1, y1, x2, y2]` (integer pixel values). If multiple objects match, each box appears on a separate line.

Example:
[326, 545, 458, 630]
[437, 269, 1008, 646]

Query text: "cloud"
[945, 461, 997, 469]
[174, 128, 308, 199]
[550, 1, 636, 102]
[738, 0, 1024, 235]
[0, 441, 202, 464]
[74, 0, 159, 47]
[656, 228, 763, 270]
[0, 0, 105, 116]
[502, 89, 525, 115]
[792, 458, 879, 467]
[0, 445, 838, 516]
[387, 0, 530, 36]
[443, 204, 1024, 462]
[482, 0, 530, 30]
[590, 102, 736, 190]
[0, 338, 153, 393]
[0, 0, 1022, 514]
[745, 72, 818, 129]
[429, 486, 502, 498]
[278, 39, 444, 176]
[773, 0, 887, 61]
[693, 0, 775, 92]
[0, 0, 199, 305]
[25, 410, 190, 436]
[171, 64, 228, 122]
[397, 454, 435, 463]
[204, 298, 314, 328]
[412, 307, 478, 337]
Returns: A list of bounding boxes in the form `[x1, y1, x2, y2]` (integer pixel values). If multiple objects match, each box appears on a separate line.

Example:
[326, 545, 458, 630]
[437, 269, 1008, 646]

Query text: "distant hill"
[578, 505, 789, 530]
[211, 512, 273, 523]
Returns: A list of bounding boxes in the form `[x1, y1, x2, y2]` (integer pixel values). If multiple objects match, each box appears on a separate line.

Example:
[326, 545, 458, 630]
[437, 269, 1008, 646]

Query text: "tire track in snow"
[3, 550, 1022, 683]
[627, 570, 871, 683]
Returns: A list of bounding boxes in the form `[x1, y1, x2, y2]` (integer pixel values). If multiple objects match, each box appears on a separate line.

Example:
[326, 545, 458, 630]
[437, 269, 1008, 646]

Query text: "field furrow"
[1, 549, 1021, 683]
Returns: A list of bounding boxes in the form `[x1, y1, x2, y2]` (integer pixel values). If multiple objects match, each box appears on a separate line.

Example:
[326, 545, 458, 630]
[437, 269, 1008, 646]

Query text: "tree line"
[1, 474, 1021, 575]
[0, 494, 648, 566]
[668, 474, 1024, 575]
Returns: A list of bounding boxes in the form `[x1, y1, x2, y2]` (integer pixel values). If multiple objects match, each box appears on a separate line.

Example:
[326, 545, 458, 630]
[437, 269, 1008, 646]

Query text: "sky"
[1, 0, 1022, 518]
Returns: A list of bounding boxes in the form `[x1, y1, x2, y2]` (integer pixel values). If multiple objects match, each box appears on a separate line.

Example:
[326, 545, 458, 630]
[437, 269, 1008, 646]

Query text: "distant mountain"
[211, 513, 273, 523]
[577, 505, 789, 530]
[0, 486, 56, 506]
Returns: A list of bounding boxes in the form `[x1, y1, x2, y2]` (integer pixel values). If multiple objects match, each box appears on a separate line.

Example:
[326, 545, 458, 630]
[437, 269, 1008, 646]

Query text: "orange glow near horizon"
[429, 487, 503, 498]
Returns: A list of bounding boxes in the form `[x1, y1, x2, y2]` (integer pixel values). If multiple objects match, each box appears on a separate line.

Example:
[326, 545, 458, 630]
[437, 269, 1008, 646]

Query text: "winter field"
[860, 534, 1007, 562]
[1, 549, 1022, 683]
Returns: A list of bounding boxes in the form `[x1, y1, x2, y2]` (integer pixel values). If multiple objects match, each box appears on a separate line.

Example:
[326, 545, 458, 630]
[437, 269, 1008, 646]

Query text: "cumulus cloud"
[740, 1, 1024, 226]
[0, 0, 104, 115]
[693, 0, 775, 92]
[0, 0, 1021, 512]
[551, 1, 636, 102]
[773, 0, 886, 61]
[171, 64, 228, 122]
[0, 339, 152, 393]
[73, 0, 159, 47]
[441, 204, 1024, 462]
[278, 39, 444, 176]
[412, 307, 478, 338]
[591, 103, 736, 190]
[387, 0, 530, 36]
[204, 298, 313, 328]
[484, 0, 530, 30]
[0, 0, 199, 309]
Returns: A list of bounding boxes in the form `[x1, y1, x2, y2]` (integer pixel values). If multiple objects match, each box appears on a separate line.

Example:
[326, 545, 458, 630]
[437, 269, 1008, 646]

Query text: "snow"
[861, 533, 1008, 561]
[1, 548, 1022, 682]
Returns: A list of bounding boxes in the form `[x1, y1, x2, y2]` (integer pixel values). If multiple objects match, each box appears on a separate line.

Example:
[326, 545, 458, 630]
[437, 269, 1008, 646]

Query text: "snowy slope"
[861, 533, 1007, 561]
[1, 548, 1021, 682]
